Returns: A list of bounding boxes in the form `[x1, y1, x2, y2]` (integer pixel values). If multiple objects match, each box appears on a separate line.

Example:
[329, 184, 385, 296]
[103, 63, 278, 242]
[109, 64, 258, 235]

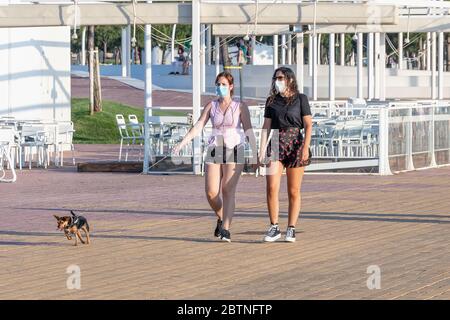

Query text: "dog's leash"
[148, 154, 170, 170]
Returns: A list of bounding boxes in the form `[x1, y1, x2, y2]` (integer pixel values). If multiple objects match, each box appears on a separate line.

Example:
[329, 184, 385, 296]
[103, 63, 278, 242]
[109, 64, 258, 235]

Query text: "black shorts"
[205, 143, 246, 164]
[267, 127, 312, 168]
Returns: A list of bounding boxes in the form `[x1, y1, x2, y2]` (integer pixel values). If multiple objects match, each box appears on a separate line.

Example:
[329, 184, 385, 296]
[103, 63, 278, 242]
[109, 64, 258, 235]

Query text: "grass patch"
[72, 98, 186, 144]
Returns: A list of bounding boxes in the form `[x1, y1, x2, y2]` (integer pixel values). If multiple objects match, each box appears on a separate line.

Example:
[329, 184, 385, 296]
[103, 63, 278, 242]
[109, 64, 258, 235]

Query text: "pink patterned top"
[208, 99, 246, 148]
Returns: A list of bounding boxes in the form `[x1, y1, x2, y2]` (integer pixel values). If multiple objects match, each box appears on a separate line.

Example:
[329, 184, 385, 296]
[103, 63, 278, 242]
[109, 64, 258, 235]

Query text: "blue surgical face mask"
[215, 85, 229, 97]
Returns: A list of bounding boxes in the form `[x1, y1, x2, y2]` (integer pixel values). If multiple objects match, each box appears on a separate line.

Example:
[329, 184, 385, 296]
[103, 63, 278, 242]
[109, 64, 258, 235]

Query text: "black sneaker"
[214, 219, 222, 238]
[219, 229, 231, 242]
[285, 226, 296, 243]
[263, 224, 281, 242]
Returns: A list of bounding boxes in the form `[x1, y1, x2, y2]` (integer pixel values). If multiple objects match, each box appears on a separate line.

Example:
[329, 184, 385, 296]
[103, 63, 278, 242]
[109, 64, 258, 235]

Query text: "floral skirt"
[266, 127, 312, 168]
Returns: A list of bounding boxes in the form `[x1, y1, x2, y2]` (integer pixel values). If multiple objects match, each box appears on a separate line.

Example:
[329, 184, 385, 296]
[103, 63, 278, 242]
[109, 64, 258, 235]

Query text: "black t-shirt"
[264, 92, 312, 129]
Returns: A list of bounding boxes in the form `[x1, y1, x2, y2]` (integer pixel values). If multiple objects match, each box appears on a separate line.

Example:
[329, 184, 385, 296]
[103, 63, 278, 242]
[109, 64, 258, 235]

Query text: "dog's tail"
[85, 221, 90, 232]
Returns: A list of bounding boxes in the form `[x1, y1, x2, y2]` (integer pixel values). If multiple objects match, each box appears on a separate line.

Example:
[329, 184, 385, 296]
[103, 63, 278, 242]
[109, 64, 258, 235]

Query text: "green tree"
[95, 26, 122, 63]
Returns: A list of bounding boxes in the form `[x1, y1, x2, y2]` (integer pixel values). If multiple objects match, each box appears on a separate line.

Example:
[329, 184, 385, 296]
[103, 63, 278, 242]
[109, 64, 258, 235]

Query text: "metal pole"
[207, 24, 212, 66]
[126, 24, 131, 77]
[312, 34, 318, 101]
[379, 33, 386, 101]
[215, 35, 220, 76]
[340, 33, 345, 66]
[296, 31, 304, 93]
[406, 107, 415, 171]
[430, 104, 437, 167]
[308, 34, 313, 76]
[121, 27, 127, 77]
[192, 0, 201, 174]
[143, 23, 152, 174]
[273, 35, 279, 70]
[317, 34, 321, 65]
[81, 26, 86, 66]
[281, 34, 286, 65]
[357, 32, 363, 99]
[287, 34, 292, 65]
[438, 31, 444, 99]
[368, 32, 374, 100]
[201, 24, 206, 93]
[171, 24, 177, 65]
[432, 32, 437, 99]
[251, 35, 256, 65]
[89, 49, 94, 115]
[374, 32, 380, 99]
[427, 32, 431, 71]
[143, 0, 153, 173]
[378, 106, 392, 175]
[329, 33, 335, 100]
[398, 32, 403, 69]
[239, 67, 243, 102]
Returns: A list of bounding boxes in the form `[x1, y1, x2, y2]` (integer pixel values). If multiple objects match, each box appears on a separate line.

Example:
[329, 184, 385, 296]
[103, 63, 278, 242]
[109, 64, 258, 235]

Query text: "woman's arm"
[301, 115, 313, 161]
[172, 102, 212, 154]
[259, 117, 272, 164]
[239, 103, 258, 164]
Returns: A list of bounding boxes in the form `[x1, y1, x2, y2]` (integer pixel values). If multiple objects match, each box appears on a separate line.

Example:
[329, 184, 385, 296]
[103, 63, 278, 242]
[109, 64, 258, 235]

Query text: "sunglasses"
[273, 76, 286, 81]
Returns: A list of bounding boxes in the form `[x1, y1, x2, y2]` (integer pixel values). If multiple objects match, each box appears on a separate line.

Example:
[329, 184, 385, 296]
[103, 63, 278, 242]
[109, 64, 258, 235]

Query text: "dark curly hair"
[267, 66, 299, 106]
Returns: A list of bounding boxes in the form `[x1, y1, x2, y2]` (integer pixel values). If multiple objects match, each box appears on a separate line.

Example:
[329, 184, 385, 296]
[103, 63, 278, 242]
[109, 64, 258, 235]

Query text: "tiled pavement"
[0, 149, 449, 299]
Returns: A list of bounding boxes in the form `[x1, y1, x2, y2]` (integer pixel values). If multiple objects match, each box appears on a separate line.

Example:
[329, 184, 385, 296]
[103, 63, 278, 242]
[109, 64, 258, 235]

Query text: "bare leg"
[221, 163, 244, 231]
[265, 161, 284, 225]
[205, 163, 223, 220]
[285, 166, 305, 227]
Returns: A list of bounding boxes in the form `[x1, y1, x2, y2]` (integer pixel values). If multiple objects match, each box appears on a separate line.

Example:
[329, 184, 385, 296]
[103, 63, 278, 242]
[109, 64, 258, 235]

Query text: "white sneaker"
[285, 226, 296, 242]
[263, 224, 281, 242]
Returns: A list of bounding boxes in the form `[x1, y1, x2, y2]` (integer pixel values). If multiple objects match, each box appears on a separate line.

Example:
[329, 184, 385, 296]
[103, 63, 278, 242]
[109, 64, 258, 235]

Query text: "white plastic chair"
[57, 121, 76, 166]
[340, 120, 365, 157]
[127, 114, 144, 161]
[116, 114, 135, 162]
[0, 128, 17, 182]
[0, 124, 22, 169]
[20, 124, 47, 169]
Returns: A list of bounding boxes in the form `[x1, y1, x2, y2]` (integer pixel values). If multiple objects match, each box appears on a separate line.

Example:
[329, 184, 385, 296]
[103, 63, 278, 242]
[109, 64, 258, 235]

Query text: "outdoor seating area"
[115, 114, 191, 163]
[0, 117, 75, 175]
[110, 99, 450, 175]
[309, 101, 380, 159]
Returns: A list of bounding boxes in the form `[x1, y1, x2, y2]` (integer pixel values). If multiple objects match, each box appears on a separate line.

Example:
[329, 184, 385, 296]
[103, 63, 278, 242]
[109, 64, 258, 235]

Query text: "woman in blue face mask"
[173, 72, 259, 242]
[258, 67, 313, 243]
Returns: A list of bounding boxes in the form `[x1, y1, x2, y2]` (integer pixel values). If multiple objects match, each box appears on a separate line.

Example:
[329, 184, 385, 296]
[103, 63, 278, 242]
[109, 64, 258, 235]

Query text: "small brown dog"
[54, 211, 91, 246]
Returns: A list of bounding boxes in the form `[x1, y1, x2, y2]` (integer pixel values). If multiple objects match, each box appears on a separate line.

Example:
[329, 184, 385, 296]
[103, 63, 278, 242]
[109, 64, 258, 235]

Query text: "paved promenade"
[1, 155, 449, 299]
[71, 76, 263, 109]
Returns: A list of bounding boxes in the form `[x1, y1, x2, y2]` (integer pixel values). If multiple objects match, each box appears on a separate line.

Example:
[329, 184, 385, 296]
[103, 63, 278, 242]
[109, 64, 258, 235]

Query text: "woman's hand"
[258, 154, 270, 167]
[251, 155, 261, 171]
[301, 146, 310, 163]
[172, 143, 183, 156]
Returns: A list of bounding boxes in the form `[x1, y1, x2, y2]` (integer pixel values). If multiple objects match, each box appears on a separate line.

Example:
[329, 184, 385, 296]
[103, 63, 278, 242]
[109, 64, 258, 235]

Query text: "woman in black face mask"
[258, 67, 313, 243]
